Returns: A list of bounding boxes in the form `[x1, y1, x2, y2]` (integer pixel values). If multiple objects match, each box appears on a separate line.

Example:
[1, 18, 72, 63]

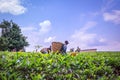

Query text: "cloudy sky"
[0, 0, 120, 51]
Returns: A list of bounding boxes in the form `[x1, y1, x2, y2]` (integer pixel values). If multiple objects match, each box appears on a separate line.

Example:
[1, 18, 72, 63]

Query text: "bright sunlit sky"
[0, 0, 120, 51]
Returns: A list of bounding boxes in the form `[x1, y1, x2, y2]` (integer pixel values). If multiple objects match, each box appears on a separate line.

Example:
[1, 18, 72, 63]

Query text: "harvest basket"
[51, 42, 63, 53]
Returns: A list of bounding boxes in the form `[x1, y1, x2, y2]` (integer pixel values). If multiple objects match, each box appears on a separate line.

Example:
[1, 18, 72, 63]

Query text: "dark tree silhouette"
[0, 20, 29, 51]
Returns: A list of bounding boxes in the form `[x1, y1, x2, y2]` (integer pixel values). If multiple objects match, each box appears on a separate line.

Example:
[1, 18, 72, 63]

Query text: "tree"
[35, 45, 42, 52]
[0, 20, 29, 51]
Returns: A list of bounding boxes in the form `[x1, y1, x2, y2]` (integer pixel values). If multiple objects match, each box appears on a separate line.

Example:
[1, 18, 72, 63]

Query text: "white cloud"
[21, 20, 52, 52]
[96, 41, 120, 51]
[25, 33, 41, 52]
[39, 20, 51, 34]
[103, 10, 120, 24]
[69, 21, 106, 50]
[80, 21, 97, 32]
[72, 21, 96, 44]
[44, 36, 56, 43]
[71, 32, 97, 48]
[0, 0, 26, 15]
[21, 27, 41, 52]
[69, 20, 120, 51]
[99, 38, 106, 43]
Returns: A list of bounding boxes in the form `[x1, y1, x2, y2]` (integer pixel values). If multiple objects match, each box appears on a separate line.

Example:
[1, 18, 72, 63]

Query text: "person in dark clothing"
[61, 40, 69, 54]
[75, 46, 81, 52]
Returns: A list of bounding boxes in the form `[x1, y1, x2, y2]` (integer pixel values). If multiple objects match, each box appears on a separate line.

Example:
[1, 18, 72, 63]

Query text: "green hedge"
[0, 51, 120, 80]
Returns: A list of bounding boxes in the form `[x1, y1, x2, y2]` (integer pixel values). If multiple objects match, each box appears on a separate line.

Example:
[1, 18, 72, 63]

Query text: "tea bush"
[0, 51, 120, 80]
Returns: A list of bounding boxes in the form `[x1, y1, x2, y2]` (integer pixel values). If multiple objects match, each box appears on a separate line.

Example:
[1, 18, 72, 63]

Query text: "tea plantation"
[0, 51, 120, 80]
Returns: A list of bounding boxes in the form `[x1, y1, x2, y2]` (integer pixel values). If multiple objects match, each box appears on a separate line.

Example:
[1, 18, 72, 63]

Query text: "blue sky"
[0, 0, 120, 51]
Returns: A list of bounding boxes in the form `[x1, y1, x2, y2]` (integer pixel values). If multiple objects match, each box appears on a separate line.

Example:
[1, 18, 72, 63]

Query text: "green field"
[0, 51, 120, 80]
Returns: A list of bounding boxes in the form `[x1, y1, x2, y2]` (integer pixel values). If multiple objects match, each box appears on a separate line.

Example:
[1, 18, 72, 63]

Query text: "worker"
[61, 40, 69, 54]
[75, 46, 81, 52]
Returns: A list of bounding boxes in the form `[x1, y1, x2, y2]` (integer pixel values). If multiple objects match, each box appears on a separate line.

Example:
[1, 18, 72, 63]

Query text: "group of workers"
[40, 40, 81, 54]
[70, 47, 81, 52]
[40, 40, 69, 54]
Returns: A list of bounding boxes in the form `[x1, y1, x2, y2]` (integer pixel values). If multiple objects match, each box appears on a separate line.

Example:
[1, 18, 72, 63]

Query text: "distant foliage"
[0, 20, 29, 51]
